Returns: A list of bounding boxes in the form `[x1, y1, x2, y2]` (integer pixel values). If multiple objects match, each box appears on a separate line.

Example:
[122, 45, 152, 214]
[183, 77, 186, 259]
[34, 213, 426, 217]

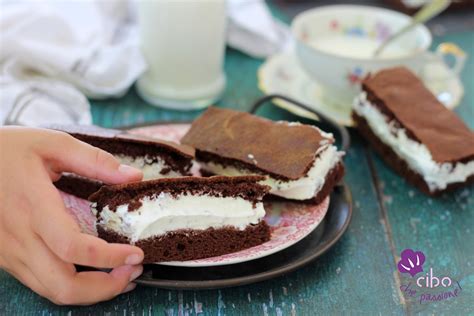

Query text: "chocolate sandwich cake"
[181, 107, 345, 202]
[352, 67, 474, 195]
[50, 125, 194, 199]
[90, 176, 271, 263]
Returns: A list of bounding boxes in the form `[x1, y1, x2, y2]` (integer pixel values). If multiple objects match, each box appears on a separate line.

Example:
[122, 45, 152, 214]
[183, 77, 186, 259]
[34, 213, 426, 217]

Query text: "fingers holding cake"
[47, 125, 195, 199]
[31, 185, 144, 268]
[37, 131, 144, 184]
[0, 185, 143, 305]
[22, 230, 142, 305]
[0, 127, 147, 304]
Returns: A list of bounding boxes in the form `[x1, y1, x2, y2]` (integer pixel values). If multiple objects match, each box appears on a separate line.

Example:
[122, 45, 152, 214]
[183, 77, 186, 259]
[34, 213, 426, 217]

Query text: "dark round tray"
[135, 183, 352, 290]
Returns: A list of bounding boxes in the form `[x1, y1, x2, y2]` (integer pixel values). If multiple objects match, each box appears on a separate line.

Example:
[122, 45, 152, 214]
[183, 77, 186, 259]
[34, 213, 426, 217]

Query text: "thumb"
[40, 130, 143, 184]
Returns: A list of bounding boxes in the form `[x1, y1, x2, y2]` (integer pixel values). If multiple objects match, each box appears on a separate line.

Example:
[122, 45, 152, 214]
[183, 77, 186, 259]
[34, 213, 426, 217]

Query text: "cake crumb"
[217, 290, 226, 310]
[460, 189, 470, 198]
[291, 303, 296, 316]
[383, 194, 393, 205]
[319, 139, 330, 146]
[408, 190, 415, 198]
[194, 294, 203, 314]
[279, 121, 301, 126]
[247, 153, 258, 165]
[336, 267, 341, 274]
[410, 217, 420, 233]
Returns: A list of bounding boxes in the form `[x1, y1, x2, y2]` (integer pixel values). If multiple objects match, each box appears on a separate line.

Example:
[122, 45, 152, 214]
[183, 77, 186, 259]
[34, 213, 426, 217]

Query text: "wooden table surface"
[1, 3, 473, 315]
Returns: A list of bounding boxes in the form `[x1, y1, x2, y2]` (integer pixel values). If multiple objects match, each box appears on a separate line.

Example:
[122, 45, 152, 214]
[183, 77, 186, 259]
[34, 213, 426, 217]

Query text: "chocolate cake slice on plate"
[50, 125, 194, 199]
[180, 107, 345, 202]
[352, 67, 474, 195]
[90, 176, 271, 263]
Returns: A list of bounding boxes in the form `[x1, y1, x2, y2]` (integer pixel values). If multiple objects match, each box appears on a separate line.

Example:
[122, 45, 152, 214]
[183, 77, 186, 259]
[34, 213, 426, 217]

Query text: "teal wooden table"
[1, 5, 473, 315]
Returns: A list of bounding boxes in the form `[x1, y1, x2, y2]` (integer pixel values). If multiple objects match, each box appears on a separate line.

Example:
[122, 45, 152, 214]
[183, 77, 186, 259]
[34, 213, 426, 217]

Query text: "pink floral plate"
[60, 124, 331, 268]
[158, 198, 329, 267]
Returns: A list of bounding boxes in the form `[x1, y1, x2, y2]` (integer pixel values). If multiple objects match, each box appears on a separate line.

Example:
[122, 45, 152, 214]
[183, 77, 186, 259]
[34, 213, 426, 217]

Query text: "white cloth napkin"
[0, 0, 145, 126]
[0, 0, 291, 126]
[227, 0, 293, 58]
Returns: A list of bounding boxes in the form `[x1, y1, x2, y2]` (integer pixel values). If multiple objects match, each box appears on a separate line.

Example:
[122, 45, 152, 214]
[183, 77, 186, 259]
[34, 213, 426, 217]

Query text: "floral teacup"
[291, 5, 466, 107]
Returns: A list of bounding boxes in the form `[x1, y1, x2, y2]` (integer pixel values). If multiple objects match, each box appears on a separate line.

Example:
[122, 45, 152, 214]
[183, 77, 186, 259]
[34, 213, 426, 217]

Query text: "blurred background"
[1, 0, 472, 128]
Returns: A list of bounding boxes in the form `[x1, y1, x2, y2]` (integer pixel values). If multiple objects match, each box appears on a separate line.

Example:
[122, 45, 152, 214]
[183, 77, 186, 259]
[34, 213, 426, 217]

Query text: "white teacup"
[291, 5, 466, 107]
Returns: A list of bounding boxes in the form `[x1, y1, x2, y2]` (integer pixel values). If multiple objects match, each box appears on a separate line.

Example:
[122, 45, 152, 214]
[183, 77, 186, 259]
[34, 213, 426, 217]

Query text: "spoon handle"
[373, 0, 451, 57]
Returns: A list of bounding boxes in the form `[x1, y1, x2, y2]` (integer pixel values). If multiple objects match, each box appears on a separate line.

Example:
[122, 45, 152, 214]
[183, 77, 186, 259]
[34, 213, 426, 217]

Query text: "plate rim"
[134, 183, 353, 290]
[155, 196, 330, 267]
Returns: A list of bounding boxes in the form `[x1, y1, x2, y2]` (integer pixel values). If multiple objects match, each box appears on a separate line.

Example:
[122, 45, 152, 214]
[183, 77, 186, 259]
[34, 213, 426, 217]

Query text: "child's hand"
[0, 127, 145, 305]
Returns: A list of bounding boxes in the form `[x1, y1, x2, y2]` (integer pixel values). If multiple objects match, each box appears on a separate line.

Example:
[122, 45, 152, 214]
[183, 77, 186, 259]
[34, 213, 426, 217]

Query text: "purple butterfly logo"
[397, 249, 425, 277]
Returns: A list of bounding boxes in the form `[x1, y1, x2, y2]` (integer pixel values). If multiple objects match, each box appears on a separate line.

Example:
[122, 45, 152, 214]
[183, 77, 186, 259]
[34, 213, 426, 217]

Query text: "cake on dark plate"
[49, 125, 194, 199]
[352, 67, 474, 195]
[180, 107, 345, 202]
[90, 176, 271, 263]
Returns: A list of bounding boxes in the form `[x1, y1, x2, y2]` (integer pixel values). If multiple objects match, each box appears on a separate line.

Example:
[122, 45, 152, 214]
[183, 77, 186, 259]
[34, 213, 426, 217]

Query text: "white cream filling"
[95, 193, 265, 242]
[115, 155, 184, 180]
[199, 146, 343, 200]
[353, 92, 474, 191]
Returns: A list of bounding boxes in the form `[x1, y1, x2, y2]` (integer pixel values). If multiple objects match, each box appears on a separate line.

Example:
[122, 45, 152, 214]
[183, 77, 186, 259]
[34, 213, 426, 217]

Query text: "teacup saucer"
[258, 52, 464, 127]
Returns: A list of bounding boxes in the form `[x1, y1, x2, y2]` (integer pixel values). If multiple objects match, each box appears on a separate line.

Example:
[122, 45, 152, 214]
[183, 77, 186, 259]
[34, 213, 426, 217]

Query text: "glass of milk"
[136, 0, 226, 110]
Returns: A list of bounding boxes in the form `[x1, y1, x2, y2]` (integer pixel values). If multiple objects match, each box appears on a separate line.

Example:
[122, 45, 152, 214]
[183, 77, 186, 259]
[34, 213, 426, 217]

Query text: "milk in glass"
[136, 0, 226, 110]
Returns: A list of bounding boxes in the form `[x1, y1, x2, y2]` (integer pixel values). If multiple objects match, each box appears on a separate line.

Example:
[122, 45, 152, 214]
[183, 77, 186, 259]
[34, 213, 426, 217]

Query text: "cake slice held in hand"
[49, 125, 195, 199]
[181, 107, 345, 202]
[352, 67, 474, 195]
[90, 176, 271, 263]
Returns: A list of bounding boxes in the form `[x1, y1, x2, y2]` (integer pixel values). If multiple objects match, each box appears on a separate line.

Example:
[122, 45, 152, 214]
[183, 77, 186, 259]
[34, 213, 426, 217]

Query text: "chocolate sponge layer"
[93, 176, 272, 262]
[54, 175, 102, 200]
[90, 175, 270, 212]
[97, 221, 271, 263]
[181, 107, 333, 181]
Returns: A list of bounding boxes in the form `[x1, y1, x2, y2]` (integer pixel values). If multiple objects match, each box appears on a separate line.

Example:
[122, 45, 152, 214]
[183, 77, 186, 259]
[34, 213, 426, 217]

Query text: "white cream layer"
[95, 193, 265, 242]
[353, 92, 474, 192]
[199, 146, 343, 200]
[115, 155, 184, 180]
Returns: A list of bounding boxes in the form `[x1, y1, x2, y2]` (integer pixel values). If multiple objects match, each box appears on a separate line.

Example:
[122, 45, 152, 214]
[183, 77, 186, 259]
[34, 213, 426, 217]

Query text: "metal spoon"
[373, 0, 451, 57]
